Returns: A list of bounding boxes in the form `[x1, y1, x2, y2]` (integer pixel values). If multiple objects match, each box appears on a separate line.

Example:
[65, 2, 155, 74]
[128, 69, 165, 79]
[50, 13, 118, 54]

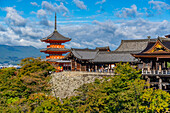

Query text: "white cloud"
[61, 19, 170, 49]
[1, 6, 169, 50]
[95, 0, 106, 5]
[4, 7, 27, 26]
[0, 25, 50, 48]
[37, 9, 47, 17]
[41, 1, 69, 16]
[148, 0, 170, 13]
[65, 42, 84, 48]
[31, 9, 52, 27]
[56, 0, 68, 4]
[56, 2, 69, 13]
[0, 24, 7, 31]
[30, 2, 39, 7]
[73, 0, 87, 10]
[143, 7, 154, 17]
[116, 4, 142, 18]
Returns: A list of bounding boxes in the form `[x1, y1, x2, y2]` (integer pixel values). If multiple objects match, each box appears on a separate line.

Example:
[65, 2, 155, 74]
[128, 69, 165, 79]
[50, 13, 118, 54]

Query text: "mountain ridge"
[0, 44, 45, 64]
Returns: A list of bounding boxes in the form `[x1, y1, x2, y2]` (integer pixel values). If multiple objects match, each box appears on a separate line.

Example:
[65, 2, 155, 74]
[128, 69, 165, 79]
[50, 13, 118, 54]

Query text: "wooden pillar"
[148, 63, 150, 73]
[142, 62, 145, 69]
[164, 84, 167, 90]
[151, 60, 153, 69]
[87, 64, 90, 72]
[159, 77, 162, 89]
[80, 63, 81, 71]
[95, 65, 97, 72]
[152, 60, 156, 70]
[156, 62, 158, 70]
[75, 61, 77, 71]
[108, 64, 109, 73]
[84, 64, 87, 71]
[71, 60, 74, 71]
[165, 61, 167, 69]
[159, 63, 162, 73]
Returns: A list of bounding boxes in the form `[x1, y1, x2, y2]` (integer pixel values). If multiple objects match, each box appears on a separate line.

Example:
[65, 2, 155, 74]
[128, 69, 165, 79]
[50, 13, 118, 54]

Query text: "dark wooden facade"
[132, 37, 170, 92]
[71, 59, 87, 71]
[64, 36, 170, 92]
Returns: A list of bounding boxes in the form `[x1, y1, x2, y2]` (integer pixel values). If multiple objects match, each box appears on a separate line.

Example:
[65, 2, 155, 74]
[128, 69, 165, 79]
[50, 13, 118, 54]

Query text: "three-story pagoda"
[40, 13, 71, 60]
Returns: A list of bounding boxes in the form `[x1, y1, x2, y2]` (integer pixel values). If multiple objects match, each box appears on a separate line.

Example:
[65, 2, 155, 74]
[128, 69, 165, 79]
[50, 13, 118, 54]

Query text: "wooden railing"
[46, 56, 65, 59]
[47, 45, 65, 48]
[142, 69, 170, 75]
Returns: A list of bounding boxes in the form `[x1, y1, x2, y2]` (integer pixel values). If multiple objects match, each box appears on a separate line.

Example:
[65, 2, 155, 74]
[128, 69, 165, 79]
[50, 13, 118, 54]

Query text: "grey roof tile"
[41, 31, 71, 41]
[71, 49, 97, 60]
[92, 52, 138, 63]
[115, 39, 150, 52]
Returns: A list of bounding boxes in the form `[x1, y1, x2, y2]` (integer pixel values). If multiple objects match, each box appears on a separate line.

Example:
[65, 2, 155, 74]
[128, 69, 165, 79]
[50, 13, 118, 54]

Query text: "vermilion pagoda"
[40, 13, 71, 71]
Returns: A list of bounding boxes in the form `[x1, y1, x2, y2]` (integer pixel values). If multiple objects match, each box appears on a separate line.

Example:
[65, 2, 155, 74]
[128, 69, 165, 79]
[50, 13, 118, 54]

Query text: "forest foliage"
[0, 58, 169, 113]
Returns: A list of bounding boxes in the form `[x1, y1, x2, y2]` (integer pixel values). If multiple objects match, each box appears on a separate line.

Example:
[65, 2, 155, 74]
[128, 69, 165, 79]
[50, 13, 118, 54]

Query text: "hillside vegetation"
[0, 58, 169, 112]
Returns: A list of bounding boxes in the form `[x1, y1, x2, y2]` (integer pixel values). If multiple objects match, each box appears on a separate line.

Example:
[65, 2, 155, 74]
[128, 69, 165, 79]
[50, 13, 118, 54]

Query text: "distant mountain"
[0, 45, 45, 64]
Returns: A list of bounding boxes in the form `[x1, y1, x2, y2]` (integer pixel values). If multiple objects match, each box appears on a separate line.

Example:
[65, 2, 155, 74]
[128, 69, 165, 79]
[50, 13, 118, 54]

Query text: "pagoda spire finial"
[55, 12, 57, 31]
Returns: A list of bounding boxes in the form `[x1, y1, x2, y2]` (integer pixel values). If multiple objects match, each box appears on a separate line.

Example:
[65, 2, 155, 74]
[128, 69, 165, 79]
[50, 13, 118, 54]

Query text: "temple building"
[64, 46, 111, 71]
[40, 13, 71, 71]
[63, 35, 170, 92]
[64, 37, 155, 71]
[132, 35, 170, 92]
[39, 15, 170, 91]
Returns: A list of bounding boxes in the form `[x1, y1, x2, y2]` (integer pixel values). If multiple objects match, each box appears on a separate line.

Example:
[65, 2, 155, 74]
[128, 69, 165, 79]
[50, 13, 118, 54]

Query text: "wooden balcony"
[142, 69, 170, 75]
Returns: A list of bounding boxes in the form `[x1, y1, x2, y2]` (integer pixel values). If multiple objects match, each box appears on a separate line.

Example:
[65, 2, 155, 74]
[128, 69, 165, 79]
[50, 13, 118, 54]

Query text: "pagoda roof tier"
[41, 31, 71, 43]
[40, 48, 70, 53]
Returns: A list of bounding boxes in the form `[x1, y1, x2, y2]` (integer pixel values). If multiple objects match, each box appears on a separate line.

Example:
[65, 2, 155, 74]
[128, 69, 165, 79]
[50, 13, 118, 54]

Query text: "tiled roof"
[162, 40, 170, 49]
[132, 38, 170, 56]
[41, 31, 71, 41]
[64, 37, 170, 63]
[71, 48, 98, 60]
[115, 39, 153, 52]
[92, 51, 138, 63]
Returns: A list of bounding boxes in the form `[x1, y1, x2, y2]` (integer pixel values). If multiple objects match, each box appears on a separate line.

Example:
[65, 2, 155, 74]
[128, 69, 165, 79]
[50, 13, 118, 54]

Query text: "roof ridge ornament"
[147, 36, 151, 42]
[55, 12, 57, 31]
[158, 36, 162, 42]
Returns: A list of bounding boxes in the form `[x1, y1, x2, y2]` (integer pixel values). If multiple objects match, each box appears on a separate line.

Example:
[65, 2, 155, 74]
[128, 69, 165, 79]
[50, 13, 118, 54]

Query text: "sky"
[0, 0, 169, 50]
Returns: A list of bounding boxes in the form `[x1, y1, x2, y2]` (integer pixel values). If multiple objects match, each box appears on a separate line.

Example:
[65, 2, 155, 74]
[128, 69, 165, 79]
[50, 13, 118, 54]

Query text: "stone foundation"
[50, 71, 114, 98]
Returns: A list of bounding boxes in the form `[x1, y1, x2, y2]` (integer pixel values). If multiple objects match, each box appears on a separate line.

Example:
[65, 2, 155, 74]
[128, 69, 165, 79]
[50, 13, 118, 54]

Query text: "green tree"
[0, 57, 56, 112]
[1, 61, 170, 113]
[140, 88, 170, 112]
[67, 63, 170, 113]
[18, 57, 55, 96]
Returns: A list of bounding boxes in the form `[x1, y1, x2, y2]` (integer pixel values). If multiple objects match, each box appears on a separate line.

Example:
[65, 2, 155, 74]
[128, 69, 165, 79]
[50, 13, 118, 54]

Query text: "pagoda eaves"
[40, 13, 71, 61]
[41, 30, 71, 43]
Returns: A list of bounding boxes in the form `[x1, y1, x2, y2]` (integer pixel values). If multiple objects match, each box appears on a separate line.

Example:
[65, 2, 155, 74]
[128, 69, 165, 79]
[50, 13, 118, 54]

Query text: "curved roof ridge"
[72, 49, 82, 59]
[115, 38, 150, 52]
[71, 48, 96, 51]
[41, 30, 71, 42]
[115, 40, 124, 51]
